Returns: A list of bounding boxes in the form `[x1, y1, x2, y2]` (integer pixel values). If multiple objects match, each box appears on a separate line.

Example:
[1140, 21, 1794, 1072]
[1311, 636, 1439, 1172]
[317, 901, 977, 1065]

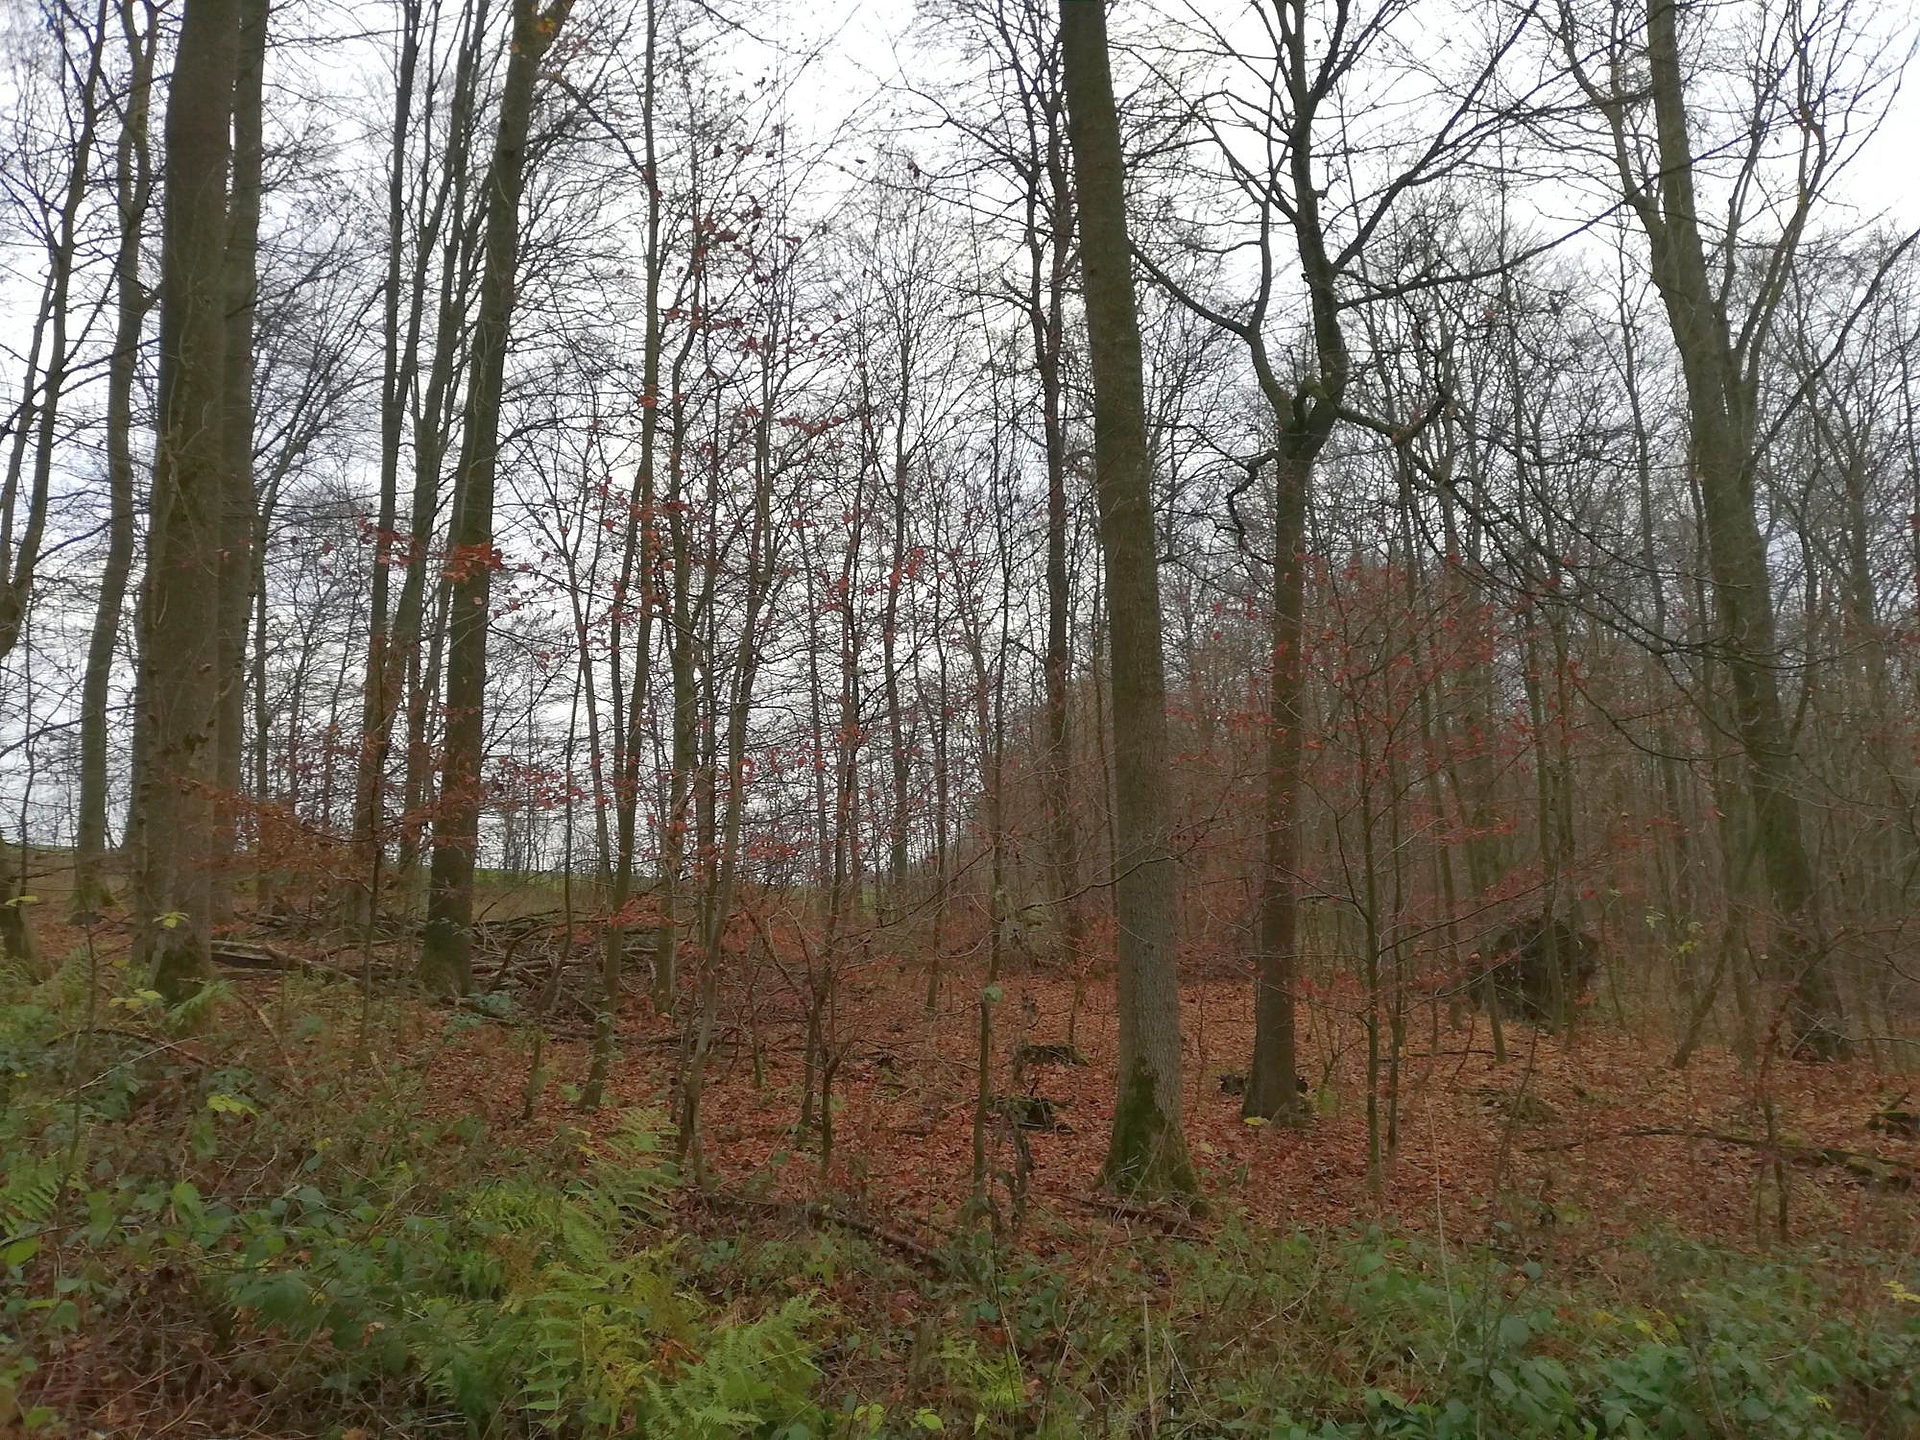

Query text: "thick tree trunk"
[136, 0, 241, 997]
[1059, 0, 1192, 1197]
[419, 0, 572, 995]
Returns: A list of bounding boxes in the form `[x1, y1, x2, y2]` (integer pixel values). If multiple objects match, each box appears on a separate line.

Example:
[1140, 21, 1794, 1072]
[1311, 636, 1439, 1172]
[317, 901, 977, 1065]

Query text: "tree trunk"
[135, 0, 241, 997]
[1636, 0, 1844, 1057]
[419, 0, 572, 995]
[584, 0, 663, 1108]
[210, 0, 268, 926]
[74, 0, 157, 919]
[1246, 446, 1308, 1121]
[1059, 0, 1192, 1197]
[347, 0, 424, 931]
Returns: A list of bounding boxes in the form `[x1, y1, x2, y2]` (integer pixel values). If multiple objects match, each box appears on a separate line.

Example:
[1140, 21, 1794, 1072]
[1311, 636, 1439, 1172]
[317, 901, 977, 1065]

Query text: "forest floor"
[5, 897, 1920, 1437]
[401, 959, 1920, 1257]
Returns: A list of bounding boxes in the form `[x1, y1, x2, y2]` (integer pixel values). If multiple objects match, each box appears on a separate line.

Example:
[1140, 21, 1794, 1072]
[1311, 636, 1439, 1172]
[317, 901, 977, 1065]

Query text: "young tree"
[420, 0, 574, 995]
[73, 0, 158, 919]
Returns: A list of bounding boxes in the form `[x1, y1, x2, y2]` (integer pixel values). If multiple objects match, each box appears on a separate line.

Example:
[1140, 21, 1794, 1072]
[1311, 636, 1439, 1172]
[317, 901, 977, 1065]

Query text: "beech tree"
[133, 0, 242, 995]
[1060, 0, 1194, 1196]
[420, 0, 575, 995]
[1553, 0, 1912, 1057]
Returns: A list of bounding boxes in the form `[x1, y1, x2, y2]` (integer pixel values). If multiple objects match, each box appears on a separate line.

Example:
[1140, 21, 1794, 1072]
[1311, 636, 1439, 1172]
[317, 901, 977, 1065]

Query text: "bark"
[1059, 0, 1193, 1196]
[1032, 77, 1085, 993]
[654, 198, 708, 1015]
[347, 0, 425, 930]
[211, 0, 268, 925]
[584, 0, 664, 1108]
[1246, 446, 1309, 1120]
[883, 388, 912, 922]
[394, 0, 492, 886]
[1631, 0, 1844, 1057]
[135, 0, 242, 997]
[419, 0, 572, 995]
[74, 0, 158, 918]
[678, 387, 774, 1178]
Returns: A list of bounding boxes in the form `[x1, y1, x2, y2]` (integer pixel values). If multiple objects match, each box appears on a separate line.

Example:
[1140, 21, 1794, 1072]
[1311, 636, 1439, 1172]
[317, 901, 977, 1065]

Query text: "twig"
[1062, 1191, 1210, 1240]
[231, 989, 297, 1074]
[50, 1026, 212, 1067]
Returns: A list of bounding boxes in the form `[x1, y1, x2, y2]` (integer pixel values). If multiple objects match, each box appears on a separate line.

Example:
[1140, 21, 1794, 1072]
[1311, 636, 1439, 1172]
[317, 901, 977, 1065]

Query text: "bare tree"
[1060, 0, 1194, 1196]
[72, 0, 158, 920]
[134, 0, 242, 995]
[1555, 0, 1915, 1056]
[420, 0, 574, 995]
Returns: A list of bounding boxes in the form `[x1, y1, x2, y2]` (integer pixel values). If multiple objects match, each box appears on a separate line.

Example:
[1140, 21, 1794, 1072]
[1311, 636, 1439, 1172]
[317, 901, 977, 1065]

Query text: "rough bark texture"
[136, 0, 241, 997]
[1059, 0, 1193, 1197]
[420, 0, 572, 995]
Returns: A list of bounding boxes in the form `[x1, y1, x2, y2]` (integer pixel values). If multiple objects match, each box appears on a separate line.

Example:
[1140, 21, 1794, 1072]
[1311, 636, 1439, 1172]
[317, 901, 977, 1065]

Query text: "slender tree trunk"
[584, 0, 663, 1107]
[211, 0, 268, 926]
[1033, 126, 1085, 998]
[347, 0, 424, 931]
[394, 0, 491, 891]
[1059, 0, 1192, 1196]
[420, 0, 572, 995]
[74, 0, 157, 918]
[0, 0, 110, 666]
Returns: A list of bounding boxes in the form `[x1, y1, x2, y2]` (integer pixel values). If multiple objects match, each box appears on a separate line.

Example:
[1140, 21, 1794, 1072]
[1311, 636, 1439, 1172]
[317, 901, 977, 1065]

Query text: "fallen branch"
[693, 1190, 956, 1273]
[210, 938, 293, 970]
[52, 1027, 211, 1067]
[1061, 1190, 1211, 1240]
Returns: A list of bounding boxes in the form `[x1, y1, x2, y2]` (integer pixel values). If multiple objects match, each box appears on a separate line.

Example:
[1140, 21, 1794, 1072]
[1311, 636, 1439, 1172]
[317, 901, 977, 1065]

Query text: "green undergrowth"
[3, 949, 1917, 1438]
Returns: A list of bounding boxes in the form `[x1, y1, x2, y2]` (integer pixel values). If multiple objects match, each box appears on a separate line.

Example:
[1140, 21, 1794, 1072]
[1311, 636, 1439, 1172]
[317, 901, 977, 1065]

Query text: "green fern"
[644, 1296, 818, 1439]
[0, 1154, 61, 1249]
